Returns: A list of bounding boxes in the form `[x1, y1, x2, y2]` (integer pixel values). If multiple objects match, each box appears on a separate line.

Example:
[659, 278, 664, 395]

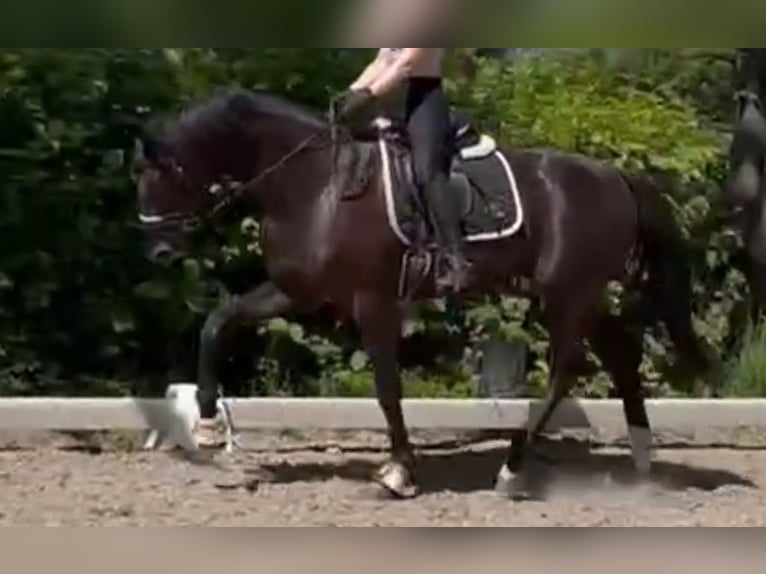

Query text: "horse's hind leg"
[353, 292, 417, 499]
[196, 282, 295, 444]
[496, 291, 598, 500]
[589, 312, 653, 477]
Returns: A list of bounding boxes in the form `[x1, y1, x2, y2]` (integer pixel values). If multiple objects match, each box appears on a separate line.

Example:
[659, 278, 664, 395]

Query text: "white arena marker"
[142, 384, 242, 454]
[143, 384, 201, 452]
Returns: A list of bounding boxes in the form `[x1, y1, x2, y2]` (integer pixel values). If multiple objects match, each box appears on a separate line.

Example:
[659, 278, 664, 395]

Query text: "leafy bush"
[0, 49, 751, 398]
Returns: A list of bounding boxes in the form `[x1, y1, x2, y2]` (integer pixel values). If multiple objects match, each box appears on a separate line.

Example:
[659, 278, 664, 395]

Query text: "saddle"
[335, 110, 523, 246]
[332, 108, 524, 298]
[364, 108, 494, 160]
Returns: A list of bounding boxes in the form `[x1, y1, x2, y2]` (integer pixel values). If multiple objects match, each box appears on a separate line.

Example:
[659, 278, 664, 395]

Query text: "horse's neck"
[246, 117, 340, 276]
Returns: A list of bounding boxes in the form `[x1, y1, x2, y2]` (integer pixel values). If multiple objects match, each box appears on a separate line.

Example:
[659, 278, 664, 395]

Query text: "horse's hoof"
[375, 461, 419, 499]
[195, 418, 226, 450]
[495, 464, 532, 501]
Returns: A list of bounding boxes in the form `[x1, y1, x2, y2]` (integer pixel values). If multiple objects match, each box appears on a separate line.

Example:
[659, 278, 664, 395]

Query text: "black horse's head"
[135, 126, 208, 264]
[135, 88, 331, 265]
[136, 91, 265, 263]
[726, 49, 766, 262]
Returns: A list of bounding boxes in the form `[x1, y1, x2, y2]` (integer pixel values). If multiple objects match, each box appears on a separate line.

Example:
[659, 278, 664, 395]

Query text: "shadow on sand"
[255, 438, 758, 500]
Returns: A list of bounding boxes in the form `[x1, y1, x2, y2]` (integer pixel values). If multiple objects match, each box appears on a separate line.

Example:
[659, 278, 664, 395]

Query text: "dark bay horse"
[136, 88, 712, 499]
[726, 48, 766, 322]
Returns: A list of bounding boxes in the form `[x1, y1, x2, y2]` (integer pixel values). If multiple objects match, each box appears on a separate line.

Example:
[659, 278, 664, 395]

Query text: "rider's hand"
[335, 88, 376, 124]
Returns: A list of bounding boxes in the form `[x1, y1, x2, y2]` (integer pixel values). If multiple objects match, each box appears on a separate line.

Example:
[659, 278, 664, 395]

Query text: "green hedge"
[0, 49, 753, 398]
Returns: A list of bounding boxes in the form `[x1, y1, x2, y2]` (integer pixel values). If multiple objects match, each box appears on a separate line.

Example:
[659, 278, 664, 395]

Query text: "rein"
[207, 129, 329, 219]
[139, 103, 354, 230]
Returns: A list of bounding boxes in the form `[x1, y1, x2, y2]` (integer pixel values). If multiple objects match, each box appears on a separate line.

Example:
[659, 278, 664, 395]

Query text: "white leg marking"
[498, 464, 514, 482]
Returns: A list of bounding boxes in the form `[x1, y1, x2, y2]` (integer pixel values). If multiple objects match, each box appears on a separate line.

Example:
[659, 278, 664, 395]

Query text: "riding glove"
[336, 88, 376, 124]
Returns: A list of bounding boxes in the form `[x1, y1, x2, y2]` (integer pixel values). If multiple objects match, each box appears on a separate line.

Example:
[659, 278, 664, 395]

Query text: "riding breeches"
[403, 77, 452, 186]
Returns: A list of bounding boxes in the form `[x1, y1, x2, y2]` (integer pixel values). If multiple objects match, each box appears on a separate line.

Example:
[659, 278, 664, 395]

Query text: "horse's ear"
[136, 131, 172, 169]
[136, 116, 175, 167]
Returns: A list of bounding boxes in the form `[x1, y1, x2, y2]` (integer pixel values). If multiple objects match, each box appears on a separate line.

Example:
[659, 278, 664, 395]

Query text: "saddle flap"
[378, 137, 524, 247]
[447, 171, 473, 219]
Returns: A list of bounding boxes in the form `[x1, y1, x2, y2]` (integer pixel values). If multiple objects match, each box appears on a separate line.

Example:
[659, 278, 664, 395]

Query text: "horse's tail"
[619, 170, 717, 388]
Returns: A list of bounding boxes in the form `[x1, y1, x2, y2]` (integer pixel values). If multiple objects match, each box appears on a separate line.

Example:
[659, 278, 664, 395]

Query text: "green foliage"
[0, 49, 373, 393]
[0, 48, 753, 398]
[724, 320, 766, 398]
[449, 52, 723, 179]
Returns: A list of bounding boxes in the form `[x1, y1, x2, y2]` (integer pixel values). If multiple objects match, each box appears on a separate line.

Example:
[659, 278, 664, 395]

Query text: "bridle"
[137, 129, 332, 232]
[138, 98, 353, 232]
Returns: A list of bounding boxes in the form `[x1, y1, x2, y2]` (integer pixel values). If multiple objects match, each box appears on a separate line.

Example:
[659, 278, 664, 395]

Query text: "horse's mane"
[147, 87, 328, 151]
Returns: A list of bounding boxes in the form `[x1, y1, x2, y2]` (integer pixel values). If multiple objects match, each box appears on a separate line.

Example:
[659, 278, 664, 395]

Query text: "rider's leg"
[405, 77, 469, 293]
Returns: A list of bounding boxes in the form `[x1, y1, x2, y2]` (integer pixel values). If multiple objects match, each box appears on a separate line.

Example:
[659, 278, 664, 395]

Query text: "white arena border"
[1, 398, 766, 446]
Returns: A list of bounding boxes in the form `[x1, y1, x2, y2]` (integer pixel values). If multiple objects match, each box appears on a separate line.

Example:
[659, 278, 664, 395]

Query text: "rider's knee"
[413, 151, 449, 186]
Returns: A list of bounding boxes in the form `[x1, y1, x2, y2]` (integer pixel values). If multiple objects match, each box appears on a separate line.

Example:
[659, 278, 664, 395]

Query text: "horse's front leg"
[196, 282, 295, 446]
[353, 292, 417, 499]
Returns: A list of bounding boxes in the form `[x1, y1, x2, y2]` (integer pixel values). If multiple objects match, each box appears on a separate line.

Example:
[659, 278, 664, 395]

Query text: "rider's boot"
[421, 175, 470, 293]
